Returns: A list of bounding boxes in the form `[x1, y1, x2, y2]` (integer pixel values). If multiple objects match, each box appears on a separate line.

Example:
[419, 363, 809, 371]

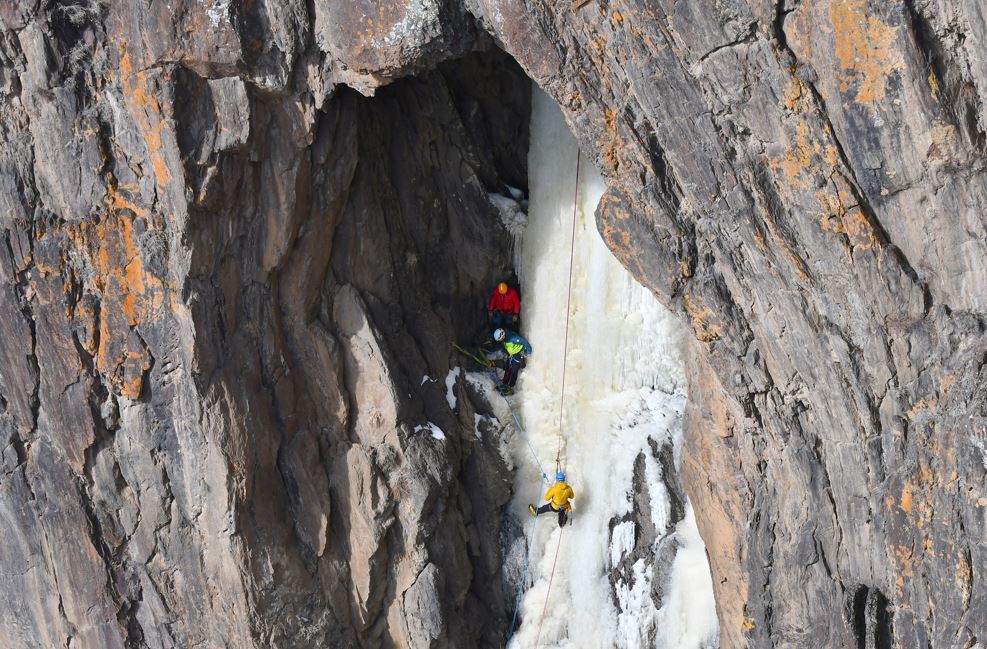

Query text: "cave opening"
[324, 41, 719, 646]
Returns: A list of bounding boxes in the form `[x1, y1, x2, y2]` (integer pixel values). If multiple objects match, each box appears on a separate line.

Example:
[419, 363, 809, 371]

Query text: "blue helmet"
[556, 471, 566, 483]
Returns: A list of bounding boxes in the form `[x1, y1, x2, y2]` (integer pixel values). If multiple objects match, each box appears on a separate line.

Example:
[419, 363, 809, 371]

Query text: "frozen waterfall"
[498, 88, 720, 648]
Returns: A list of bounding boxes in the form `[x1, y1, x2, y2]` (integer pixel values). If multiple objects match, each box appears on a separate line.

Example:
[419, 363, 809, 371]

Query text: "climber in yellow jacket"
[529, 472, 574, 527]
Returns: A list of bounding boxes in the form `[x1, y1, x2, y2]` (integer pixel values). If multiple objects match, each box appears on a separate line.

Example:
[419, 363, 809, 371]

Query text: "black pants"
[489, 311, 517, 336]
[536, 503, 568, 527]
[503, 355, 525, 387]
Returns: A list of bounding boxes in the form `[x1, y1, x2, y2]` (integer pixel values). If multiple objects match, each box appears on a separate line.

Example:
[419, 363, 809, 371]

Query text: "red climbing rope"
[533, 526, 565, 646]
[526, 149, 580, 649]
[556, 151, 581, 472]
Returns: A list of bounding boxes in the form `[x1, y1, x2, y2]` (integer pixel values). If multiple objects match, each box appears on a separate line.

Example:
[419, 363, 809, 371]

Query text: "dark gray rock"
[1, 1, 985, 648]
[0, 3, 528, 644]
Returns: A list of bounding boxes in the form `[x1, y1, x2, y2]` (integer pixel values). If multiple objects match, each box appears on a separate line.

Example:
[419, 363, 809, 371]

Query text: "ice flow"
[503, 88, 719, 648]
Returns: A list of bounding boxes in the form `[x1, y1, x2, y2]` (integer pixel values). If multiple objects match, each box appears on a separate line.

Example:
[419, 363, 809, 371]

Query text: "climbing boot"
[528, 504, 537, 517]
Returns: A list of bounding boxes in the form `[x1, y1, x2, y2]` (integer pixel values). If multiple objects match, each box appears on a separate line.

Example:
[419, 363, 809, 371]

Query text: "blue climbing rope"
[507, 404, 552, 486]
[507, 514, 539, 643]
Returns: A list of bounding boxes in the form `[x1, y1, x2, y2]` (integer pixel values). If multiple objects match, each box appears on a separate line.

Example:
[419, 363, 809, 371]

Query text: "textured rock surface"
[1, 1, 986, 648]
[476, 1, 987, 647]
[0, 2, 526, 646]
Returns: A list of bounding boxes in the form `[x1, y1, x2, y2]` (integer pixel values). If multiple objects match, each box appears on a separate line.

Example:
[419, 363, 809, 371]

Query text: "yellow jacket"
[544, 482, 574, 510]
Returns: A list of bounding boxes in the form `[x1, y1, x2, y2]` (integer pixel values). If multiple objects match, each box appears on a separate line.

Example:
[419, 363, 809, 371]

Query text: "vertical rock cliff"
[1, 3, 529, 646]
[476, 1, 987, 647]
[1, 1, 985, 648]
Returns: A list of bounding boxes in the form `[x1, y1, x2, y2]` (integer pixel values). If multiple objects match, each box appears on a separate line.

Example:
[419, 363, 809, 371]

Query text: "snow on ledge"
[445, 367, 461, 409]
[414, 422, 446, 441]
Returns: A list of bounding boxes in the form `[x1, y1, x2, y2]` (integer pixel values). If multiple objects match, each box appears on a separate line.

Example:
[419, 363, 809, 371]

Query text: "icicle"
[488, 192, 528, 282]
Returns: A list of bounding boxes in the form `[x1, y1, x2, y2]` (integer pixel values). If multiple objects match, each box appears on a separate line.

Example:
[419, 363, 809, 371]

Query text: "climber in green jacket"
[493, 328, 531, 394]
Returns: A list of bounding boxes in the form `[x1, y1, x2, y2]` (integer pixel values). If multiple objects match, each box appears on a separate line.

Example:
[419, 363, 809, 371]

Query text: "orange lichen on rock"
[771, 122, 815, 185]
[830, 0, 903, 106]
[684, 294, 723, 344]
[597, 191, 634, 254]
[890, 458, 972, 601]
[906, 397, 938, 420]
[91, 210, 156, 398]
[928, 68, 940, 99]
[598, 106, 622, 172]
[819, 201, 879, 249]
[65, 186, 171, 399]
[782, 78, 810, 114]
[899, 483, 914, 513]
[817, 173, 881, 251]
[119, 49, 173, 190]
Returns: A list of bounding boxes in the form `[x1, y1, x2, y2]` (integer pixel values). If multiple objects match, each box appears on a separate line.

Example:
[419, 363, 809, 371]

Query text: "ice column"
[504, 87, 719, 649]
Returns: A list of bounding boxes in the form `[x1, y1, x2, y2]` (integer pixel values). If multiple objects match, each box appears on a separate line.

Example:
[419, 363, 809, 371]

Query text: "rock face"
[477, 1, 987, 647]
[0, 3, 526, 646]
[0, 1, 985, 649]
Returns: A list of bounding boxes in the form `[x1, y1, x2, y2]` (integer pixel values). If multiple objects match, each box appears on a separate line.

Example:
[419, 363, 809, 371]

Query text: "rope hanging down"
[533, 526, 565, 646]
[555, 151, 581, 473]
[508, 405, 552, 486]
[527, 148, 581, 648]
[508, 148, 581, 649]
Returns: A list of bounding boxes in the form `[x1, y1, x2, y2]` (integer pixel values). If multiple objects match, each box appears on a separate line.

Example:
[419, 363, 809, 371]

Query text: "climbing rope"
[529, 149, 581, 647]
[533, 527, 566, 646]
[512, 148, 581, 649]
[556, 151, 581, 473]
[508, 405, 553, 486]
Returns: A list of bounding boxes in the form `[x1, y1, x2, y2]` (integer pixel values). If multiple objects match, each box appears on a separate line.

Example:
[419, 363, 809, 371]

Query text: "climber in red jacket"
[488, 282, 520, 335]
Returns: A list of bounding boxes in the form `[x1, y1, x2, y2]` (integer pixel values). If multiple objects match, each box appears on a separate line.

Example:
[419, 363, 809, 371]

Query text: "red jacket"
[489, 287, 520, 314]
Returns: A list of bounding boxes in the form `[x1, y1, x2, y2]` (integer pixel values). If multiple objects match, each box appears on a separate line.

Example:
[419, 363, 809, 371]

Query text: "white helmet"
[493, 328, 506, 341]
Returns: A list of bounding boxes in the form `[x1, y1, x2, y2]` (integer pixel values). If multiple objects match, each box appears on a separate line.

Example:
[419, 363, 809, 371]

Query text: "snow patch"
[474, 413, 500, 441]
[205, 0, 230, 28]
[375, 0, 441, 49]
[414, 422, 446, 441]
[610, 521, 635, 567]
[445, 367, 461, 409]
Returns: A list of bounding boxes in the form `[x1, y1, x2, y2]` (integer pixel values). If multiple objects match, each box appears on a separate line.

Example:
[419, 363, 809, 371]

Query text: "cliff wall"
[1, 1, 985, 648]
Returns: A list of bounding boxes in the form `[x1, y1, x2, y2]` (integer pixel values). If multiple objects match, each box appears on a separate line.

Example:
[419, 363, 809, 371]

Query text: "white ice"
[502, 88, 719, 649]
